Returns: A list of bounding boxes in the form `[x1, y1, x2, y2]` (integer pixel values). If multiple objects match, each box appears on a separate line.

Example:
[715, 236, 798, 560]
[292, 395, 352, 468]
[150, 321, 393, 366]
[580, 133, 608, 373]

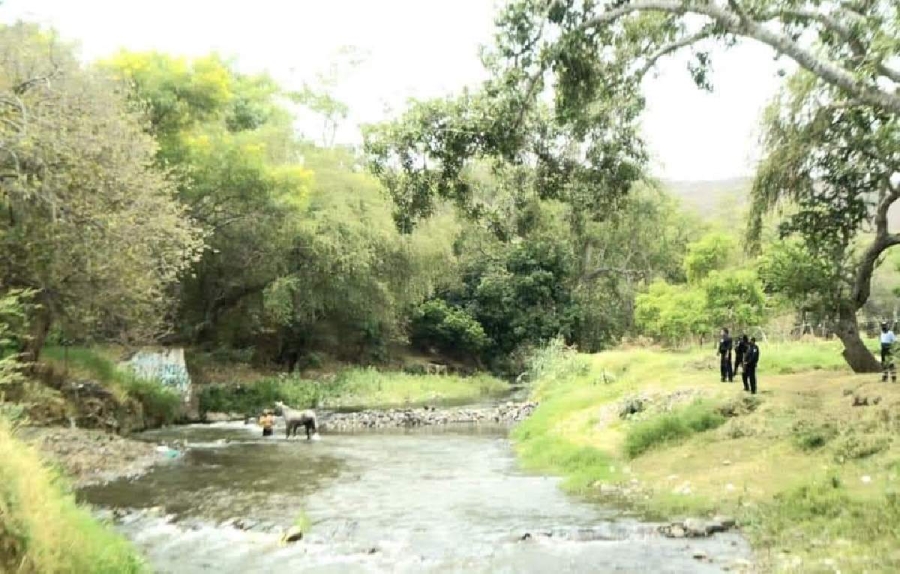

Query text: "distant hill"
[661, 177, 752, 220]
[662, 177, 900, 230]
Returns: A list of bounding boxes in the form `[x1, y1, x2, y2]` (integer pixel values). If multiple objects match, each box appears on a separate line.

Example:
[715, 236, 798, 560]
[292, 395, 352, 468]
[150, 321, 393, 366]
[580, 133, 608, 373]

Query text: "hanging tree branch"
[575, 0, 900, 115]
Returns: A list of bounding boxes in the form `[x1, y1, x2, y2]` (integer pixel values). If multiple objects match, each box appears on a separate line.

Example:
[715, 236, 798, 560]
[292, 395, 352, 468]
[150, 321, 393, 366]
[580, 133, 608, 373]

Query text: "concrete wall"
[127, 348, 192, 404]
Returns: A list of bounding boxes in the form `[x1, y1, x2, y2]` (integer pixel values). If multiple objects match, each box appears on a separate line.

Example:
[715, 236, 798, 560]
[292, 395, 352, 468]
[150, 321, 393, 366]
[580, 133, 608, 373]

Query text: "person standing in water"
[880, 322, 896, 383]
[717, 328, 734, 383]
[258, 409, 275, 437]
[744, 337, 760, 394]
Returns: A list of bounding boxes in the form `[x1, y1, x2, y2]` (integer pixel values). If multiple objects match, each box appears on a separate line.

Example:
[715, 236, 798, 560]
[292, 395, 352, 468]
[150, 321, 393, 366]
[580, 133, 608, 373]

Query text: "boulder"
[282, 526, 304, 543]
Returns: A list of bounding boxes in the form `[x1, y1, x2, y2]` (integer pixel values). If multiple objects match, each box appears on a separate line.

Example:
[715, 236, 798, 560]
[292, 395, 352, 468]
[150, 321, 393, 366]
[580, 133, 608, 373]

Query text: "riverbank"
[0, 420, 145, 573]
[197, 367, 509, 417]
[513, 339, 900, 573]
[15, 426, 174, 488]
[319, 401, 537, 430]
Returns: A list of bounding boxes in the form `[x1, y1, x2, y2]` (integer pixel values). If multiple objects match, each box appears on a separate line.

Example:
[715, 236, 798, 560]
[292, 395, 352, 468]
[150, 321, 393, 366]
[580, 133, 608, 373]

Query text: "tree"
[635, 281, 710, 344]
[261, 145, 458, 364]
[488, 0, 898, 371]
[749, 70, 899, 371]
[0, 24, 205, 360]
[494, 0, 899, 115]
[703, 269, 768, 331]
[683, 233, 736, 283]
[104, 52, 312, 346]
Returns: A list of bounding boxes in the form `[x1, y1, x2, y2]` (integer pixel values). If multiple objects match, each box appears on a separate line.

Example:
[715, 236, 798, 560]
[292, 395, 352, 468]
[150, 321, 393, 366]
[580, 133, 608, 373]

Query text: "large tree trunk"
[834, 306, 881, 373]
[836, 189, 900, 373]
[23, 302, 52, 365]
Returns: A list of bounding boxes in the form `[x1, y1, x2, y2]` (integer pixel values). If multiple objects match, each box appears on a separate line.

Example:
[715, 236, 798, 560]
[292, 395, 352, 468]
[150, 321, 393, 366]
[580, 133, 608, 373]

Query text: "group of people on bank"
[717, 321, 900, 391]
[717, 329, 760, 394]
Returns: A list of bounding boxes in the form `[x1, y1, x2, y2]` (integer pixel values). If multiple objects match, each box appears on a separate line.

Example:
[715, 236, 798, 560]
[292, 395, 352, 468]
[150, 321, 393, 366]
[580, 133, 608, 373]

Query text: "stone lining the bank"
[16, 426, 175, 488]
[319, 402, 538, 430]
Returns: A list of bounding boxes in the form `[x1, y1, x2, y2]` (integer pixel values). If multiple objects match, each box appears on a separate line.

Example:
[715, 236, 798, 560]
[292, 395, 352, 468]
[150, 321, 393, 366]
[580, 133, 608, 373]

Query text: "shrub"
[834, 433, 891, 462]
[792, 421, 839, 451]
[624, 400, 727, 458]
[410, 299, 489, 357]
[198, 377, 324, 415]
[122, 377, 182, 426]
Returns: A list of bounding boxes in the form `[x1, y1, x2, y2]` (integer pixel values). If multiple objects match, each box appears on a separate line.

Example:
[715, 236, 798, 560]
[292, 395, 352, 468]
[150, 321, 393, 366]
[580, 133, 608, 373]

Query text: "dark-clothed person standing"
[745, 337, 760, 394]
[718, 328, 734, 382]
[735, 335, 750, 391]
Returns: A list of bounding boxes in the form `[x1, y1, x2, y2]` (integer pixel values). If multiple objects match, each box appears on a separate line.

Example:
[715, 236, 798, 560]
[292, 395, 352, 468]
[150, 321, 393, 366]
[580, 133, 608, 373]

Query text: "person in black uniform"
[744, 337, 760, 394]
[734, 334, 750, 391]
[717, 328, 734, 382]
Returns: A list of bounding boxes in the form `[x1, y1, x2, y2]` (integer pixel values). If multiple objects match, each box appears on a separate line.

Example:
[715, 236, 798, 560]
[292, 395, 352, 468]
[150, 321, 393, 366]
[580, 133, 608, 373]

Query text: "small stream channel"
[79, 421, 752, 573]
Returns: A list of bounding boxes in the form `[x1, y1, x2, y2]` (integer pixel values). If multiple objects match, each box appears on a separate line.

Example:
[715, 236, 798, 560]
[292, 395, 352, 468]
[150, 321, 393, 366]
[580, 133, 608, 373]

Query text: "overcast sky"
[1, 0, 788, 181]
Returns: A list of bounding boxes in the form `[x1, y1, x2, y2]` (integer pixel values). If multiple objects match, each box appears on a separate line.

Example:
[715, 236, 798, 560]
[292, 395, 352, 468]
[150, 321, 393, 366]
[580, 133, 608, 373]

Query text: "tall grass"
[0, 419, 144, 573]
[198, 368, 508, 414]
[623, 400, 726, 458]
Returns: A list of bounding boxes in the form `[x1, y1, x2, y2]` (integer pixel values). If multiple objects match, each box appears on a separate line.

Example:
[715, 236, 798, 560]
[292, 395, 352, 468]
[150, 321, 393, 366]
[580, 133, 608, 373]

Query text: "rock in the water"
[659, 524, 686, 539]
[282, 526, 304, 543]
[710, 515, 737, 532]
[692, 550, 709, 561]
[683, 518, 711, 537]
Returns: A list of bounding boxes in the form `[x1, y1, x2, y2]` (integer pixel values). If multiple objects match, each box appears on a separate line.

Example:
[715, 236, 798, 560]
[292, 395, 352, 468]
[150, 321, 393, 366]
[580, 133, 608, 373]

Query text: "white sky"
[1, 0, 788, 181]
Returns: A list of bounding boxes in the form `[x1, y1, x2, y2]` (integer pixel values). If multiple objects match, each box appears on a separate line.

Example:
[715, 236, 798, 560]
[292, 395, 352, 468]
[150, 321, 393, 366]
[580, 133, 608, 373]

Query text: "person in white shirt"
[880, 322, 896, 383]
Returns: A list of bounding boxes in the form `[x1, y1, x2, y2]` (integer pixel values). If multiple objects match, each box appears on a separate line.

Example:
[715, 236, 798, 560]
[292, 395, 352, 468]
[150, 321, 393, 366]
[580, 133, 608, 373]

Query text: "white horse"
[274, 401, 319, 440]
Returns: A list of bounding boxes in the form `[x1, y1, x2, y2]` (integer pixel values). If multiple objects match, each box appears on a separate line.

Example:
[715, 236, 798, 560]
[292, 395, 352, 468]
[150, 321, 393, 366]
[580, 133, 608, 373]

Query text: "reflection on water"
[79, 423, 753, 573]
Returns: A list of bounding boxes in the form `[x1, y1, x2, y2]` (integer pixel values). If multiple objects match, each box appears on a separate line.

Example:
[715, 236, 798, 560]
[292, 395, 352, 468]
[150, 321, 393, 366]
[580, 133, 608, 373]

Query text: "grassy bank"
[0, 419, 144, 573]
[198, 367, 509, 415]
[40, 346, 182, 426]
[515, 338, 900, 572]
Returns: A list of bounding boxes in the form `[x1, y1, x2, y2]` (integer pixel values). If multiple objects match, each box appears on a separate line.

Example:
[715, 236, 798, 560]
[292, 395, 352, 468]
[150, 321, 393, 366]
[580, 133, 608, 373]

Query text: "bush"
[122, 377, 182, 426]
[792, 421, 839, 451]
[624, 400, 727, 458]
[410, 299, 489, 357]
[198, 377, 325, 415]
[834, 433, 890, 462]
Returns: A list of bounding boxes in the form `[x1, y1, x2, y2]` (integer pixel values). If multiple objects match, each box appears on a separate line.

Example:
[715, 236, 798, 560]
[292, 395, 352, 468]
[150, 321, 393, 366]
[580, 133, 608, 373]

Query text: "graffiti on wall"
[128, 348, 192, 403]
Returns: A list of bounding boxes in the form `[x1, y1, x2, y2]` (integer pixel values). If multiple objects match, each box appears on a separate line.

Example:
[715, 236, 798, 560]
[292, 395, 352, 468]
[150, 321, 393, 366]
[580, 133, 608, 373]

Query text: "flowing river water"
[79, 421, 753, 573]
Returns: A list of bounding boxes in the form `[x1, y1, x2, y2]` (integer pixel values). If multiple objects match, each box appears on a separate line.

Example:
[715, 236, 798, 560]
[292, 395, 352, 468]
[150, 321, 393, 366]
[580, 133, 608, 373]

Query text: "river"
[79, 422, 753, 573]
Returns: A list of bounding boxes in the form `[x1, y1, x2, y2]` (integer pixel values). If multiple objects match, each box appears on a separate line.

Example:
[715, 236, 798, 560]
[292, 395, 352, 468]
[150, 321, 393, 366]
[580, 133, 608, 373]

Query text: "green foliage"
[0, 289, 33, 387]
[410, 300, 489, 357]
[635, 230, 768, 342]
[0, 419, 145, 573]
[292, 509, 312, 533]
[198, 378, 318, 415]
[757, 237, 840, 323]
[683, 233, 735, 283]
[41, 346, 182, 425]
[623, 401, 727, 458]
[199, 369, 507, 414]
[702, 269, 768, 330]
[0, 25, 205, 359]
[120, 378, 181, 427]
[635, 281, 709, 344]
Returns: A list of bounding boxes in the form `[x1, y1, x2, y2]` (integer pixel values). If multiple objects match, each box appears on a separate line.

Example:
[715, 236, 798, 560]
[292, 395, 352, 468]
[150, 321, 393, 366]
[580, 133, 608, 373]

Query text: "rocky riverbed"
[318, 401, 538, 430]
[16, 426, 177, 488]
[205, 401, 539, 430]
